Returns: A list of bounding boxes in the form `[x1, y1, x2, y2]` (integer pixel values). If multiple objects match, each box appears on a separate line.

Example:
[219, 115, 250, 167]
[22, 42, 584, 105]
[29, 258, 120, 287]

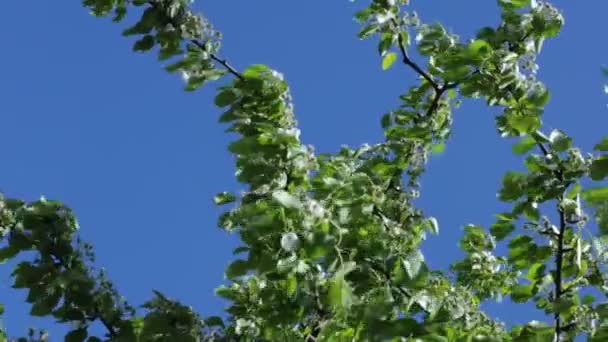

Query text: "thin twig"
[191, 40, 244, 80]
[146, 0, 244, 80]
[51, 250, 119, 338]
[393, 20, 439, 92]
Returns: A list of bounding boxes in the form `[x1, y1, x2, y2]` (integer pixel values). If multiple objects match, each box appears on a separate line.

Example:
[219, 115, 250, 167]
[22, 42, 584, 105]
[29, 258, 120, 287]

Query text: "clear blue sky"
[1, 0, 607, 338]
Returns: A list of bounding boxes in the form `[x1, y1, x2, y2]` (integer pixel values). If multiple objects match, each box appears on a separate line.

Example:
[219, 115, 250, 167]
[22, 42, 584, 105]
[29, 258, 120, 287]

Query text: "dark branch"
[146, 0, 244, 81]
[535, 141, 569, 340]
[50, 249, 118, 338]
[191, 40, 244, 81]
[96, 311, 119, 338]
[393, 22, 439, 92]
[553, 200, 566, 338]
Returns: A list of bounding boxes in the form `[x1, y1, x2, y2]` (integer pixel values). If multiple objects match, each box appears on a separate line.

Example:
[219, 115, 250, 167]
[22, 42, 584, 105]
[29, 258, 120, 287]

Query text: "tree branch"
[535, 142, 567, 340]
[393, 20, 439, 92]
[553, 199, 566, 339]
[146, 0, 244, 81]
[50, 249, 119, 338]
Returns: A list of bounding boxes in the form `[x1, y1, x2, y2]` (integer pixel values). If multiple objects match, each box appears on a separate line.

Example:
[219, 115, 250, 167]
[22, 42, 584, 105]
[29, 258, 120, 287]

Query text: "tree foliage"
[1, 0, 608, 341]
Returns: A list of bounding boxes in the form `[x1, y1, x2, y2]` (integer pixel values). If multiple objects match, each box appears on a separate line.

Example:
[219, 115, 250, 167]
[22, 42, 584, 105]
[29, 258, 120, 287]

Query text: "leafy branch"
[145, 0, 243, 81]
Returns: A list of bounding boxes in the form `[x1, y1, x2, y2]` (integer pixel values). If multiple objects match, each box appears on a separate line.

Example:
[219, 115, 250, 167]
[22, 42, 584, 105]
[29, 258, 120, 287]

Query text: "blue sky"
[1, 0, 607, 338]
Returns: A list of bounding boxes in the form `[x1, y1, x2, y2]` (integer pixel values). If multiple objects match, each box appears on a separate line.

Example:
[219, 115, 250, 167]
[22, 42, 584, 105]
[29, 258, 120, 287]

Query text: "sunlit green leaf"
[382, 52, 398, 70]
[512, 135, 537, 155]
[582, 187, 608, 203]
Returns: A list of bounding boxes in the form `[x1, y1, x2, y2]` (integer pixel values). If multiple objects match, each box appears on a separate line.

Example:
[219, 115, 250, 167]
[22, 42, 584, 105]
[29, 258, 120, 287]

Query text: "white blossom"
[306, 200, 325, 218]
[270, 70, 285, 81]
[277, 127, 301, 140]
[180, 70, 191, 83]
[56, 208, 68, 219]
[236, 318, 259, 336]
[281, 232, 300, 252]
[375, 11, 394, 25]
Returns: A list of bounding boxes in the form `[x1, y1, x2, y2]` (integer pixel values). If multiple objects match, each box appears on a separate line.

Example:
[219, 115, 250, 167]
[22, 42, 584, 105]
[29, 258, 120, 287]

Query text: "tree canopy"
[2, 0, 608, 341]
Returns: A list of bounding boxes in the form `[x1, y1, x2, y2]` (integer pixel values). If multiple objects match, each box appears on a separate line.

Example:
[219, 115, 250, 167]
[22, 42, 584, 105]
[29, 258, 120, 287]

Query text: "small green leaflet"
[565, 183, 581, 201]
[590, 157, 608, 180]
[213, 192, 236, 205]
[595, 137, 608, 151]
[382, 52, 398, 70]
[431, 142, 445, 155]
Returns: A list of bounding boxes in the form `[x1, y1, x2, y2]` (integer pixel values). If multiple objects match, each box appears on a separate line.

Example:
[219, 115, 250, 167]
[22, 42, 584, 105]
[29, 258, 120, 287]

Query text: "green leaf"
[499, 171, 527, 202]
[328, 276, 354, 310]
[358, 25, 378, 39]
[590, 156, 608, 180]
[468, 39, 492, 59]
[378, 33, 394, 56]
[272, 191, 302, 209]
[582, 187, 608, 203]
[402, 250, 425, 279]
[381, 113, 392, 129]
[0, 246, 19, 264]
[490, 221, 515, 241]
[596, 302, 608, 319]
[498, 0, 530, 11]
[566, 182, 581, 200]
[442, 65, 472, 82]
[548, 129, 572, 152]
[508, 235, 533, 249]
[510, 284, 534, 303]
[526, 263, 545, 282]
[590, 327, 608, 342]
[213, 192, 236, 205]
[185, 76, 206, 91]
[506, 115, 541, 135]
[214, 90, 238, 107]
[0, 303, 4, 315]
[65, 329, 88, 342]
[553, 297, 575, 314]
[354, 8, 372, 23]
[426, 217, 439, 234]
[225, 259, 249, 279]
[243, 64, 269, 78]
[431, 142, 446, 155]
[30, 290, 62, 316]
[204, 316, 225, 328]
[594, 137, 608, 151]
[286, 273, 297, 296]
[512, 135, 536, 155]
[133, 35, 155, 52]
[382, 52, 398, 70]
